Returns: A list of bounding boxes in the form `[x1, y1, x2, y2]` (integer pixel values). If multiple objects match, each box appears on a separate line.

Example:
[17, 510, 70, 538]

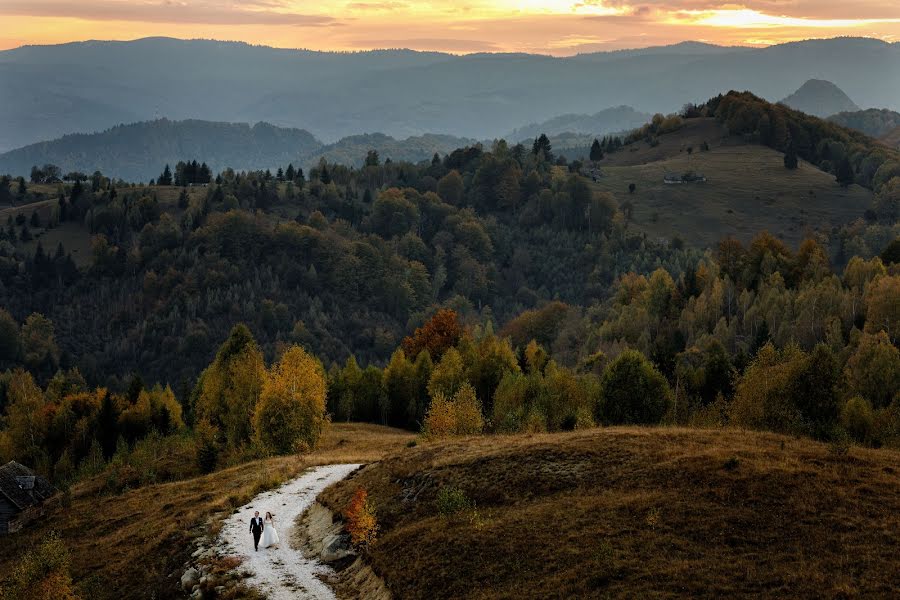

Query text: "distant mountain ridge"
[0, 119, 475, 181]
[506, 106, 652, 141]
[828, 108, 900, 138]
[779, 79, 860, 117]
[1, 37, 898, 151]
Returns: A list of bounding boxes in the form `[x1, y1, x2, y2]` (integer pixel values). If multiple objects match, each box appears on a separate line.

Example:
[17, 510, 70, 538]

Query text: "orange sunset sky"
[1, 0, 899, 54]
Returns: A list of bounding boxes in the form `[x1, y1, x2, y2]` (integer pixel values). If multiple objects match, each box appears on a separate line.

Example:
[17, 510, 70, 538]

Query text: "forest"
[0, 90, 897, 491]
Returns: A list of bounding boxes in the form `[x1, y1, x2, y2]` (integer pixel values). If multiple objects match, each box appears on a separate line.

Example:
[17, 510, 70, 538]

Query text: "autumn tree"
[597, 350, 673, 425]
[864, 275, 900, 344]
[254, 345, 328, 453]
[437, 170, 464, 206]
[427, 347, 467, 399]
[193, 324, 266, 448]
[844, 332, 900, 408]
[20, 313, 59, 374]
[402, 309, 462, 360]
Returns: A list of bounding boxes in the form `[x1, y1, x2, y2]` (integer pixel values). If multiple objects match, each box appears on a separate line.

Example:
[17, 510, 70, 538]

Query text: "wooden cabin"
[0, 461, 56, 534]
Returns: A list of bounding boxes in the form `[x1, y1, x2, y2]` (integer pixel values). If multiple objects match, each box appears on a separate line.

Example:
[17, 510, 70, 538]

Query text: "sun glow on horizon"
[1, 0, 899, 54]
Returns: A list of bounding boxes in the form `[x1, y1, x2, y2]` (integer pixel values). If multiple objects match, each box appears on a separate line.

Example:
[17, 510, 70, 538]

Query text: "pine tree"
[589, 139, 604, 162]
[783, 140, 798, 170]
[285, 164, 296, 182]
[158, 164, 173, 186]
[836, 157, 854, 187]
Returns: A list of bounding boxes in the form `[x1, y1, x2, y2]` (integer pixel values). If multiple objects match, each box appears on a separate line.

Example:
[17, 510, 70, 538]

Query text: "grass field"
[321, 427, 900, 599]
[590, 119, 873, 248]
[0, 423, 413, 600]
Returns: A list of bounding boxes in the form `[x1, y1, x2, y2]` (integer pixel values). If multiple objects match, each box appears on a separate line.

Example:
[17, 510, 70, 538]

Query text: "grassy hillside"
[590, 119, 872, 247]
[0, 423, 413, 600]
[0, 183, 208, 267]
[321, 427, 900, 599]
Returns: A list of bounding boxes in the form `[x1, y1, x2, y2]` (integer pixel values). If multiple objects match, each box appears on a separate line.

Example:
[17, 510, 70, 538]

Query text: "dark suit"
[250, 516, 264, 550]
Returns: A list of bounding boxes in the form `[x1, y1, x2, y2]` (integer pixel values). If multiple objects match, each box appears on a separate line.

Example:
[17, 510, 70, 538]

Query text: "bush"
[343, 488, 378, 549]
[435, 485, 474, 517]
[597, 350, 673, 425]
[1, 532, 79, 600]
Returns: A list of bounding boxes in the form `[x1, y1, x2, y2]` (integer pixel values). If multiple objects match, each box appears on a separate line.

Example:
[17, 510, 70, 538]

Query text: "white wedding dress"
[261, 517, 280, 548]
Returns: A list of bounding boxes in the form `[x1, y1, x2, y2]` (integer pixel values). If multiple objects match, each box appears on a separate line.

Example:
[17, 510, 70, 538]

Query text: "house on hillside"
[0, 461, 56, 534]
[664, 171, 707, 184]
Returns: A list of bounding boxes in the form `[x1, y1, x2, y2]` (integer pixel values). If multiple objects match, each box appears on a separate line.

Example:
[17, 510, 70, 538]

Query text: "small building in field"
[0, 461, 56, 535]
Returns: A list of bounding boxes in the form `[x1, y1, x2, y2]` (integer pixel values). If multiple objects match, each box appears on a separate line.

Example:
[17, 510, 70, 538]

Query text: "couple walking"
[249, 510, 280, 551]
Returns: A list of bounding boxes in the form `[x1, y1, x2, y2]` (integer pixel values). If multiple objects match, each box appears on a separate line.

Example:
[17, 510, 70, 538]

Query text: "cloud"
[346, 37, 502, 52]
[0, 0, 341, 26]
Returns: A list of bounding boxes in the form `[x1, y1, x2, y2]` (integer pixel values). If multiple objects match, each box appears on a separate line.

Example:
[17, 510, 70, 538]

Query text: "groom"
[249, 511, 264, 551]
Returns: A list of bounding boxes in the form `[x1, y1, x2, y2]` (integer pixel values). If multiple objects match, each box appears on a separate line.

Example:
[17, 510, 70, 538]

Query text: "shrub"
[435, 485, 474, 517]
[343, 488, 378, 549]
[1, 532, 79, 600]
[597, 350, 673, 425]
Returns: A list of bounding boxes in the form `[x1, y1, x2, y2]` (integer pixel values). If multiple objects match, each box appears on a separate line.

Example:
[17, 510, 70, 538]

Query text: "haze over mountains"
[2, 36, 899, 153]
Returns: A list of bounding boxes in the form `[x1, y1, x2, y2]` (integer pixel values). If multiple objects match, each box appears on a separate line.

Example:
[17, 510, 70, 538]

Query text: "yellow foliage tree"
[193, 324, 266, 448]
[865, 275, 900, 344]
[452, 383, 484, 435]
[423, 391, 455, 437]
[254, 345, 328, 454]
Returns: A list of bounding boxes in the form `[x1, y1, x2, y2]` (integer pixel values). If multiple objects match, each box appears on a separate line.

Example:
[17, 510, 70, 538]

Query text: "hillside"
[828, 108, 900, 138]
[506, 106, 652, 142]
[2, 37, 899, 150]
[779, 79, 860, 118]
[320, 427, 900, 598]
[589, 118, 872, 247]
[881, 126, 900, 149]
[0, 423, 414, 600]
[0, 120, 475, 181]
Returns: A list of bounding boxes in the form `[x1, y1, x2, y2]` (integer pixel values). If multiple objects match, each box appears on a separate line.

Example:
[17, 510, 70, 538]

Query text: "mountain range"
[1, 36, 899, 152]
[0, 119, 476, 181]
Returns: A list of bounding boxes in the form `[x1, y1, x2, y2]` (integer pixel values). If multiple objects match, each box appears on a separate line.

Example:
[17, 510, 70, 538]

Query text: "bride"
[261, 512, 280, 548]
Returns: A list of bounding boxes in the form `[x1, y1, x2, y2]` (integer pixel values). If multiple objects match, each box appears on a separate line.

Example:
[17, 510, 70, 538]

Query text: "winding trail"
[217, 464, 361, 600]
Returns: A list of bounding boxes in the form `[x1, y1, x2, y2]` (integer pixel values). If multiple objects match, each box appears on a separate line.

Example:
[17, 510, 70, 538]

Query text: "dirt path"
[217, 464, 361, 600]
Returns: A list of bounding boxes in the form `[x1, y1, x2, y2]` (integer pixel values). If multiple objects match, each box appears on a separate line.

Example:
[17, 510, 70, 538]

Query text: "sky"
[1, 0, 899, 55]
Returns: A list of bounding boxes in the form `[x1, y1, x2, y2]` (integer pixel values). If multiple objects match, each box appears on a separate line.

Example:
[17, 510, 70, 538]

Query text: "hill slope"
[828, 108, 900, 138]
[0, 424, 413, 600]
[0, 120, 475, 181]
[320, 427, 900, 599]
[779, 79, 860, 117]
[588, 118, 872, 247]
[1, 37, 898, 150]
[881, 125, 900, 149]
[506, 106, 652, 142]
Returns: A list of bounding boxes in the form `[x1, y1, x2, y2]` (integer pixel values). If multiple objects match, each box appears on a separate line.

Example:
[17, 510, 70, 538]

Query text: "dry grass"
[592, 119, 872, 248]
[0, 423, 413, 600]
[320, 427, 900, 599]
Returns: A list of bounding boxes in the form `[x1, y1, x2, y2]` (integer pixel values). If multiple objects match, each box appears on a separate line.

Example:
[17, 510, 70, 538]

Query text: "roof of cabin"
[0, 461, 56, 510]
